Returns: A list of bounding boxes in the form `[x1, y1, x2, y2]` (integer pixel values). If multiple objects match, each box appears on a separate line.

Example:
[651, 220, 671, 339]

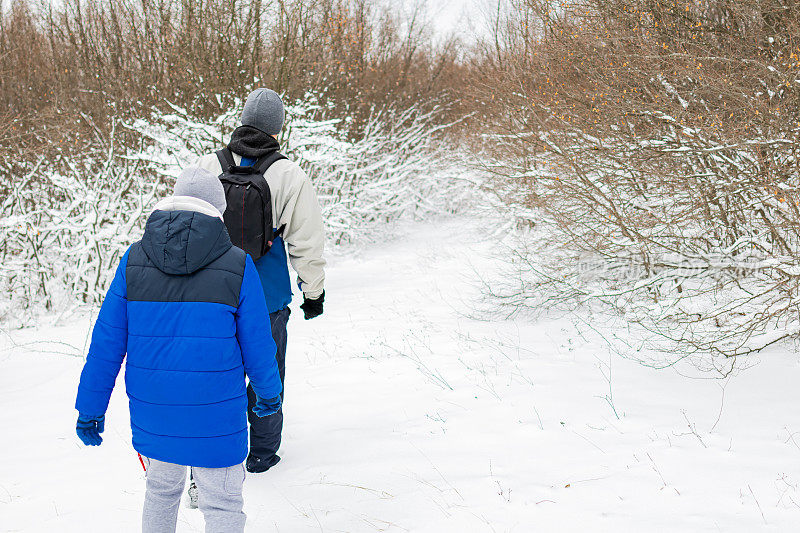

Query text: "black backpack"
[216, 147, 287, 260]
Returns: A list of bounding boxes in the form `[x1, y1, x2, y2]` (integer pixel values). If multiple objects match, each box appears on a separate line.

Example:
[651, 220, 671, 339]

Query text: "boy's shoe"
[187, 481, 198, 509]
[246, 454, 281, 473]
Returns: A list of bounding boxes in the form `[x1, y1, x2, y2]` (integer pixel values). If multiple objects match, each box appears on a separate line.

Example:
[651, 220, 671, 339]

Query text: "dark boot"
[246, 453, 281, 473]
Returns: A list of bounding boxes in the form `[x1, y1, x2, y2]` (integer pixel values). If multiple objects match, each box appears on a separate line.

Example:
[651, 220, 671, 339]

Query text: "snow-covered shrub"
[128, 99, 473, 245]
[289, 104, 473, 244]
[0, 121, 165, 323]
[485, 123, 800, 362]
[0, 101, 471, 325]
[476, 0, 800, 361]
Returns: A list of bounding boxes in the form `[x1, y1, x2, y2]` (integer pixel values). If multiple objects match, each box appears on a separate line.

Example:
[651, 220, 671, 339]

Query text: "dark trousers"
[246, 306, 290, 459]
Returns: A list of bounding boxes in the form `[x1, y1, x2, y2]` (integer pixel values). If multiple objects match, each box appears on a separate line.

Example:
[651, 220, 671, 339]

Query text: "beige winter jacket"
[193, 152, 326, 299]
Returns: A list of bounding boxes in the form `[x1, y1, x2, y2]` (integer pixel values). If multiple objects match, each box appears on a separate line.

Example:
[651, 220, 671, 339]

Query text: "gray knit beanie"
[173, 167, 227, 216]
[240, 88, 285, 135]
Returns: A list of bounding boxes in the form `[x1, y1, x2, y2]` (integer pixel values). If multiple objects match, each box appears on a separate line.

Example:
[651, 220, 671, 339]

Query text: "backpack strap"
[256, 153, 288, 245]
[253, 151, 288, 174]
[216, 148, 236, 171]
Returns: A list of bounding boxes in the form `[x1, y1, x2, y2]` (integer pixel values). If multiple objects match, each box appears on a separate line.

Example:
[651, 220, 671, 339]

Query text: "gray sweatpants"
[141, 457, 246, 533]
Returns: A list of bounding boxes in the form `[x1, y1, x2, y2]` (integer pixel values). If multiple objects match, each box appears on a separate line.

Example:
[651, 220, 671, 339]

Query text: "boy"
[74, 167, 283, 533]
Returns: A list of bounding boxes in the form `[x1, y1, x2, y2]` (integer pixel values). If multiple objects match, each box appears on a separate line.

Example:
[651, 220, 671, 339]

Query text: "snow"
[2, 217, 800, 531]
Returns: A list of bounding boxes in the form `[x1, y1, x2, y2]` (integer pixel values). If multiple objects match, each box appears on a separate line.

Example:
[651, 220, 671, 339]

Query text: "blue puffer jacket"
[75, 204, 283, 468]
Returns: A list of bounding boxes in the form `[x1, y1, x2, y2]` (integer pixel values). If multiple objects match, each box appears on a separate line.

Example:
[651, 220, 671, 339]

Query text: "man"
[75, 167, 283, 532]
[194, 88, 326, 473]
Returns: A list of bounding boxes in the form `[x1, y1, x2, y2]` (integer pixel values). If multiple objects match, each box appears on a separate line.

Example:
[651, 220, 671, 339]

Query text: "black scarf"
[228, 126, 280, 158]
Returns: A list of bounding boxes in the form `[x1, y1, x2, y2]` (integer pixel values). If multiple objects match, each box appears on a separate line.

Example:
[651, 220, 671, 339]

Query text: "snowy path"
[2, 218, 800, 532]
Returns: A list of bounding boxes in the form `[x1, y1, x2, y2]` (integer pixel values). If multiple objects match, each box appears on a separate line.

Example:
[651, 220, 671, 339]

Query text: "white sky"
[408, 0, 499, 43]
[39, 0, 500, 45]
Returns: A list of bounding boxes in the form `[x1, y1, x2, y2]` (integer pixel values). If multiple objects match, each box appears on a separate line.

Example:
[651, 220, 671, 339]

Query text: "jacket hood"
[228, 125, 280, 159]
[141, 197, 232, 275]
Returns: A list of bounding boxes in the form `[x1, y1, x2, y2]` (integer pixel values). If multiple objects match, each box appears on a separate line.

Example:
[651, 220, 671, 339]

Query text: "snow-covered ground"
[2, 217, 800, 532]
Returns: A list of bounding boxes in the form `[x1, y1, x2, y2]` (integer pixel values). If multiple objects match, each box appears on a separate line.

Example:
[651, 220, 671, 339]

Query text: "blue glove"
[252, 395, 282, 418]
[76, 413, 105, 446]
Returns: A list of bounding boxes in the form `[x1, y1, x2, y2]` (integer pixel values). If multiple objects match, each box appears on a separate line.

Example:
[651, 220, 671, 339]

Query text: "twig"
[709, 379, 729, 433]
[647, 452, 668, 488]
[749, 484, 767, 525]
[677, 410, 707, 448]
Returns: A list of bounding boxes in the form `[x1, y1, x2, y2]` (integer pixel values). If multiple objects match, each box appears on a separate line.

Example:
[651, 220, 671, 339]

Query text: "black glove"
[300, 291, 324, 320]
